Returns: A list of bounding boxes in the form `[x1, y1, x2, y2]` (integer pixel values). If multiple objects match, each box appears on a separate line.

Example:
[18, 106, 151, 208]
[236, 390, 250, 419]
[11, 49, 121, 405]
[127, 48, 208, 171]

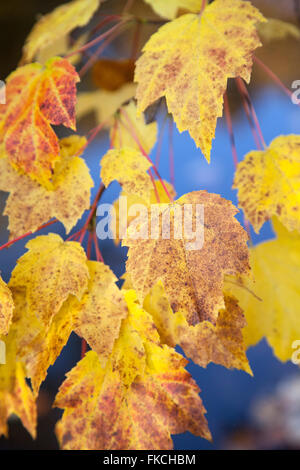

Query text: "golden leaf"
[0, 309, 36, 438]
[100, 147, 153, 201]
[55, 290, 211, 450]
[9, 234, 89, 327]
[0, 57, 79, 187]
[73, 261, 128, 364]
[92, 59, 135, 91]
[135, 0, 265, 160]
[144, 282, 251, 373]
[110, 101, 158, 154]
[225, 219, 300, 362]
[0, 136, 93, 239]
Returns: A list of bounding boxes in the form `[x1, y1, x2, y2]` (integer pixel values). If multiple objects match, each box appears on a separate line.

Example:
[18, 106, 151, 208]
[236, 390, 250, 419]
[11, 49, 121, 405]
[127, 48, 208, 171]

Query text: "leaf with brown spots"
[144, 282, 251, 374]
[0, 276, 14, 336]
[73, 261, 129, 365]
[135, 0, 265, 161]
[123, 191, 250, 325]
[234, 135, 300, 233]
[21, 0, 101, 63]
[0, 57, 79, 187]
[5, 260, 126, 395]
[55, 289, 210, 450]
[100, 147, 153, 202]
[110, 101, 158, 154]
[0, 136, 93, 239]
[0, 304, 37, 437]
[9, 234, 89, 328]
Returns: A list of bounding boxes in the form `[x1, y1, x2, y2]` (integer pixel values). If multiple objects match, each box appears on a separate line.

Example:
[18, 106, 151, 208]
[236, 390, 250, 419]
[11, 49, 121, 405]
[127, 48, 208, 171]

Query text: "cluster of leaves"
[0, 0, 300, 450]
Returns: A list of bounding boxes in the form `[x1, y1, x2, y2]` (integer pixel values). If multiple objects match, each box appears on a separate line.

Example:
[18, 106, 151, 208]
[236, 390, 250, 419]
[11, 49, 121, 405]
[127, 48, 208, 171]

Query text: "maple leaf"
[36, 33, 89, 66]
[258, 18, 300, 42]
[144, 282, 251, 373]
[92, 59, 135, 92]
[135, 0, 265, 161]
[100, 147, 153, 202]
[144, 0, 204, 19]
[0, 57, 79, 187]
[112, 180, 176, 245]
[0, 276, 14, 336]
[10, 286, 77, 395]
[55, 290, 211, 450]
[0, 136, 93, 239]
[234, 135, 300, 233]
[0, 308, 36, 438]
[110, 101, 158, 154]
[76, 83, 136, 128]
[21, 0, 101, 63]
[9, 234, 89, 327]
[123, 191, 250, 325]
[225, 219, 300, 362]
[7, 261, 126, 394]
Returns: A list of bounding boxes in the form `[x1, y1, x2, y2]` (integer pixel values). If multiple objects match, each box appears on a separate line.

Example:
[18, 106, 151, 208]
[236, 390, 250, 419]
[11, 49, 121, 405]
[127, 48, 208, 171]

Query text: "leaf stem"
[0, 219, 58, 252]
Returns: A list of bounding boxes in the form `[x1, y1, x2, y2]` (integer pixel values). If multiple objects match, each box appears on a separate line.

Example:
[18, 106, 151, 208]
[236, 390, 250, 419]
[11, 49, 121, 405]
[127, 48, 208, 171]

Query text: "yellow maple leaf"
[0, 57, 79, 187]
[234, 135, 300, 233]
[111, 180, 176, 244]
[144, 0, 204, 19]
[0, 276, 14, 336]
[0, 136, 93, 239]
[100, 147, 153, 202]
[258, 18, 300, 42]
[76, 83, 136, 128]
[225, 219, 300, 362]
[110, 101, 158, 154]
[9, 234, 89, 328]
[135, 0, 265, 161]
[144, 282, 251, 373]
[124, 190, 250, 325]
[0, 313, 36, 438]
[55, 289, 211, 450]
[21, 0, 101, 63]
